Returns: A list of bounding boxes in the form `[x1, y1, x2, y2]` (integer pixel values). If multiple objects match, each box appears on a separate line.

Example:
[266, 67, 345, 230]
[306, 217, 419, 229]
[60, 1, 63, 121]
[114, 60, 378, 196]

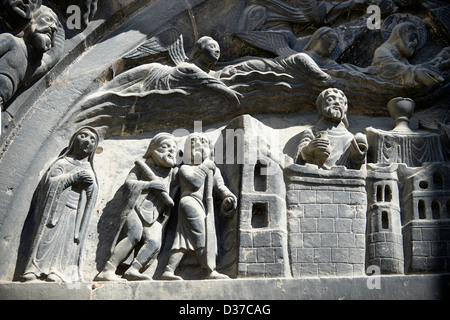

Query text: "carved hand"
[202, 158, 216, 171]
[302, 138, 331, 162]
[76, 170, 95, 187]
[221, 195, 237, 217]
[415, 67, 443, 86]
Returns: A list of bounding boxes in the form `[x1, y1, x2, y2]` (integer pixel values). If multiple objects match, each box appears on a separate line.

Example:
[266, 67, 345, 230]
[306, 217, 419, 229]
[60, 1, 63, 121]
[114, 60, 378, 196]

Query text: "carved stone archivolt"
[0, 0, 449, 287]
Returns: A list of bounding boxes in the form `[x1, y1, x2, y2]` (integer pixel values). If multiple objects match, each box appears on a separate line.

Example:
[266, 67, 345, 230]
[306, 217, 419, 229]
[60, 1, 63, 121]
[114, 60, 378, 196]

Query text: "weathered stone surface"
[0, 0, 449, 300]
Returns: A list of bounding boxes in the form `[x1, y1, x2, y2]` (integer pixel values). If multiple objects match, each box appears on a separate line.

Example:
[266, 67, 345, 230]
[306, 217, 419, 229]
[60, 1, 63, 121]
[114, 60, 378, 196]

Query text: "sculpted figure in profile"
[293, 88, 368, 169]
[95, 133, 179, 281]
[20, 126, 100, 283]
[368, 22, 450, 87]
[0, 5, 65, 112]
[92, 27, 241, 109]
[161, 133, 237, 280]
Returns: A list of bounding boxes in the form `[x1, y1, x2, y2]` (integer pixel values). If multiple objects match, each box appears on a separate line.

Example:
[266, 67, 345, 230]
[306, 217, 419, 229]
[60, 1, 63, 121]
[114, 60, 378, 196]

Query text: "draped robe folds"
[294, 121, 358, 168]
[22, 157, 98, 282]
[171, 164, 233, 253]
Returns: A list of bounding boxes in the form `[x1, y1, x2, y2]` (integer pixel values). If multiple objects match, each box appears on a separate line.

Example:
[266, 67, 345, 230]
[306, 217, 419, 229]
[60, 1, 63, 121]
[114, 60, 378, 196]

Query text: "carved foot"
[205, 270, 230, 280]
[46, 273, 63, 283]
[122, 267, 152, 281]
[161, 267, 183, 281]
[20, 272, 38, 282]
[94, 261, 126, 281]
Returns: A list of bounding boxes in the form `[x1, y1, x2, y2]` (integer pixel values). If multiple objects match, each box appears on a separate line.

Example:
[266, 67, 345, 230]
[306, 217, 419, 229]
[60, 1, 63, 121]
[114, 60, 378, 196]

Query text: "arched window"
[384, 185, 392, 202]
[432, 200, 441, 219]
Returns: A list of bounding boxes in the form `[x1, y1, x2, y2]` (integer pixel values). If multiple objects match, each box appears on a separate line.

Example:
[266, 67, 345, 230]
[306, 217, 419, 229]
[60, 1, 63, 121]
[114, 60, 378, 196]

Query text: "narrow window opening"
[251, 203, 269, 228]
[254, 160, 268, 192]
[384, 185, 392, 202]
[382, 211, 389, 230]
[432, 200, 441, 219]
[418, 200, 426, 219]
[376, 185, 383, 202]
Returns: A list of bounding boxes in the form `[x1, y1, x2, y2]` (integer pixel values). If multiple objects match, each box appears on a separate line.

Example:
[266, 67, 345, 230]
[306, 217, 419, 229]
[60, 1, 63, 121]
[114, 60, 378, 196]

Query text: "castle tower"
[366, 164, 404, 274]
[401, 162, 450, 273]
[217, 115, 291, 278]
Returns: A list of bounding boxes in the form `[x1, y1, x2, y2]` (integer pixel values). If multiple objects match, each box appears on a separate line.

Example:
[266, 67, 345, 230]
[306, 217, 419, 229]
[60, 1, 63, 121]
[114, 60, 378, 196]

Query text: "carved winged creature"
[101, 26, 241, 109]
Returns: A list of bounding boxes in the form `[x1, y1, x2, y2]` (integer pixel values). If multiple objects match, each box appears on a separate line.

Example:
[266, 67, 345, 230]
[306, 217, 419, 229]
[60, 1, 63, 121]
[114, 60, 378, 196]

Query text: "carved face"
[202, 38, 220, 63]
[319, 91, 347, 123]
[186, 133, 211, 164]
[27, 7, 58, 54]
[399, 29, 419, 58]
[151, 138, 178, 168]
[4, 0, 40, 20]
[319, 32, 338, 57]
[71, 129, 98, 159]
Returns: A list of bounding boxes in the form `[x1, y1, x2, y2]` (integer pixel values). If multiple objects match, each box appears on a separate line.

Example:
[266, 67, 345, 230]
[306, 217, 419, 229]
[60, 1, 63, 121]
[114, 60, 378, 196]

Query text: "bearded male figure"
[96, 133, 179, 281]
[294, 88, 368, 169]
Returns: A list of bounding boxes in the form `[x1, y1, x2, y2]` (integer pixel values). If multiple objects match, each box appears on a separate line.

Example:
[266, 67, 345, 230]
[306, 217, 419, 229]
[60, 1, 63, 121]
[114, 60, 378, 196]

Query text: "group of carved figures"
[7, 0, 450, 282]
[21, 84, 447, 283]
[20, 126, 238, 282]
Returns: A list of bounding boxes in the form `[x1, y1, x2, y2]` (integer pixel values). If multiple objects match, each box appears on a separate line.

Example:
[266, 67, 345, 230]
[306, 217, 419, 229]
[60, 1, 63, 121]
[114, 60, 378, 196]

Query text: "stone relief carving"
[161, 133, 237, 280]
[20, 126, 100, 283]
[367, 22, 450, 87]
[0, 0, 449, 287]
[0, 5, 64, 109]
[293, 88, 368, 169]
[95, 133, 179, 281]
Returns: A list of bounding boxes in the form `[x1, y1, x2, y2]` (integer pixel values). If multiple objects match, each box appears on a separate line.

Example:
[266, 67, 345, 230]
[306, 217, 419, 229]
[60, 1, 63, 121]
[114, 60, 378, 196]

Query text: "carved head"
[1, 0, 42, 29]
[184, 132, 214, 165]
[189, 36, 220, 68]
[144, 133, 178, 168]
[69, 127, 99, 161]
[26, 5, 58, 55]
[387, 22, 420, 59]
[303, 27, 339, 57]
[316, 88, 349, 127]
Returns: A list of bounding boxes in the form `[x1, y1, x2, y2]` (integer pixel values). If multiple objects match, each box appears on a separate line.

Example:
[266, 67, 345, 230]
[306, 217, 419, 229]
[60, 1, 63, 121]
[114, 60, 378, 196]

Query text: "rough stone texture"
[1, 275, 449, 300]
[286, 165, 367, 277]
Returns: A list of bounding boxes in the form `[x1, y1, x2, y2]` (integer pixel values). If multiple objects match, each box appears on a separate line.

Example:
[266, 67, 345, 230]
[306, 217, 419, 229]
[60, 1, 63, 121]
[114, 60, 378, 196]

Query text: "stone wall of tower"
[285, 165, 367, 277]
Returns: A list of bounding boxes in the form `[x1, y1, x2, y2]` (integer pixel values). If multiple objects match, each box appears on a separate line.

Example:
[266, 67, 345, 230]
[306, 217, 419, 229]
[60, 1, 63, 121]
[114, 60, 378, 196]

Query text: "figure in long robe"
[20, 126, 100, 283]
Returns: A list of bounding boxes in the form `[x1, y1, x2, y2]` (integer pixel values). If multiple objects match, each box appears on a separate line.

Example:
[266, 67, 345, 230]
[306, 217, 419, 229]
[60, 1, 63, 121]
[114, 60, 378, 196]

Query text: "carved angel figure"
[20, 126, 99, 283]
[101, 27, 241, 109]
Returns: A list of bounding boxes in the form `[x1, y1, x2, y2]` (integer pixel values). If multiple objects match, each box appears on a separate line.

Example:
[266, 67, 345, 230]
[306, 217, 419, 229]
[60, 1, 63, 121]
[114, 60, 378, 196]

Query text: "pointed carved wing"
[122, 26, 188, 66]
[235, 30, 298, 58]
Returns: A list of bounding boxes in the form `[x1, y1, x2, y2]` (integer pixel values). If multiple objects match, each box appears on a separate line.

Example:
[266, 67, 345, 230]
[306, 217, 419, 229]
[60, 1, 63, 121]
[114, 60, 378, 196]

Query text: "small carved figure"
[161, 133, 237, 280]
[95, 133, 178, 281]
[235, 0, 370, 58]
[294, 88, 368, 169]
[0, 5, 64, 112]
[368, 22, 450, 87]
[20, 126, 100, 283]
[101, 27, 241, 109]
